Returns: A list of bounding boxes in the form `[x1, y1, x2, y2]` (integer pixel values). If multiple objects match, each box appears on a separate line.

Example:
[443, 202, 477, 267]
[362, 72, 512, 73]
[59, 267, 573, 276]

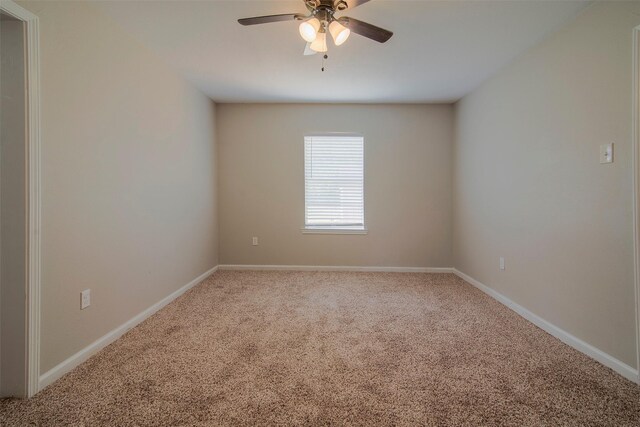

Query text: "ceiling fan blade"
[337, 0, 371, 10]
[339, 17, 393, 43]
[238, 13, 305, 26]
[303, 42, 318, 56]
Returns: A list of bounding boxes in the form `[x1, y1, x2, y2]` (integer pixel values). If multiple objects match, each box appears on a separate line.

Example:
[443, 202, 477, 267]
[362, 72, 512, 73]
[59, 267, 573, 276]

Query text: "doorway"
[0, 0, 40, 398]
[634, 25, 640, 385]
[0, 10, 27, 399]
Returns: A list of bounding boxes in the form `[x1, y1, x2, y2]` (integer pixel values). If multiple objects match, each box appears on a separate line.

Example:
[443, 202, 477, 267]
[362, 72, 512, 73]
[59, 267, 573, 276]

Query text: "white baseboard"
[38, 266, 219, 391]
[453, 269, 639, 384]
[218, 265, 453, 273]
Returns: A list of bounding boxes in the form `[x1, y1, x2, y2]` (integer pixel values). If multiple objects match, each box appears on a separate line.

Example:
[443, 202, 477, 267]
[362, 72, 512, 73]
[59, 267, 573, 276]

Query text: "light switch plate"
[252, 237, 258, 246]
[81, 289, 91, 310]
[600, 143, 613, 164]
[499, 257, 505, 271]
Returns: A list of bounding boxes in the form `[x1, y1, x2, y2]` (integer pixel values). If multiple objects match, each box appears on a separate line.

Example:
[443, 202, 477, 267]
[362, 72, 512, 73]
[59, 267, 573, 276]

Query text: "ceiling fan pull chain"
[322, 54, 328, 72]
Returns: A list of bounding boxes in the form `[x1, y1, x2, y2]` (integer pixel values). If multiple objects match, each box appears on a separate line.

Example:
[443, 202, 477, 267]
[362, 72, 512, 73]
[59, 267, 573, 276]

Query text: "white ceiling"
[94, 0, 590, 103]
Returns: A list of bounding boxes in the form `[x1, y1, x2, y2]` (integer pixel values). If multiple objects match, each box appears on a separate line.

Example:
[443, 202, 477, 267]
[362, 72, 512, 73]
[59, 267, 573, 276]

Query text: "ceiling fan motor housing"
[308, 1, 340, 26]
[306, 0, 345, 11]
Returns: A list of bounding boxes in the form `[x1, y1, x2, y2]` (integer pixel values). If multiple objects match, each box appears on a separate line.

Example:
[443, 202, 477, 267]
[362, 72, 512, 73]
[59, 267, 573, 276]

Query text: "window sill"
[301, 227, 368, 235]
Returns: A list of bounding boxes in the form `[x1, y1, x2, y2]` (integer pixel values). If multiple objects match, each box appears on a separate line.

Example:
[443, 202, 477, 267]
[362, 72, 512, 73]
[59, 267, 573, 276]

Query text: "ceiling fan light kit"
[299, 17, 321, 42]
[238, 0, 392, 68]
[310, 30, 328, 53]
[328, 20, 350, 46]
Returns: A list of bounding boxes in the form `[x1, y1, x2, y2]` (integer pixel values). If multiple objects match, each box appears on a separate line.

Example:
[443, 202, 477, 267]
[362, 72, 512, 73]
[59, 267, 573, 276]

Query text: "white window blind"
[304, 135, 364, 229]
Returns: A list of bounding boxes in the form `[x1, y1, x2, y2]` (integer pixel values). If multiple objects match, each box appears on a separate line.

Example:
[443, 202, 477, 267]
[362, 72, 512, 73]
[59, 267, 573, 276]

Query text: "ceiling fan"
[238, 0, 393, 56]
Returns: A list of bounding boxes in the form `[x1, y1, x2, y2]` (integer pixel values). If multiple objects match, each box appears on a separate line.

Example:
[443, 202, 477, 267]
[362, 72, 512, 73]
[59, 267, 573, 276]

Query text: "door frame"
[0, 0, 41, 397]
[633, 25, 640, 385]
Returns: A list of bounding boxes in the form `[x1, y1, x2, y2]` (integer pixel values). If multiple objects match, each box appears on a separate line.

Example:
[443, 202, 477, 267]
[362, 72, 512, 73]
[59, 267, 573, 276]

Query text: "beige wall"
[218, 104, 453, 268]
[1, 15, 27, 397]
[18, 1, 219, 373]
[453, 1, 640, 368]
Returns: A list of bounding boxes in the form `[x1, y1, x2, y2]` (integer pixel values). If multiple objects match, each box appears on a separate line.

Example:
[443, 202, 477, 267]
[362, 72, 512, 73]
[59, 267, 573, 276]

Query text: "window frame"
[302, 133, 367, 235]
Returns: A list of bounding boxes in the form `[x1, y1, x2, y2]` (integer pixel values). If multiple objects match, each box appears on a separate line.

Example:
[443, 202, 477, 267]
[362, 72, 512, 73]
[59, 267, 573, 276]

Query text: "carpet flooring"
[1, 271, 640, 426]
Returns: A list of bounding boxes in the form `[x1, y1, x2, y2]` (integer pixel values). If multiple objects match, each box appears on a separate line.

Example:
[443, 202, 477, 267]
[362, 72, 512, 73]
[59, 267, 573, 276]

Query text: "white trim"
[218, 265, 453, 273]
[633, 25, 640, 385]
[453, 269, 639, 383]
[38, 266, 219, 391]
[0, 0, 37, 20]
[304, 132, 364, 138]
[0, 0, 41, 398]
[301, 227, 368, 235]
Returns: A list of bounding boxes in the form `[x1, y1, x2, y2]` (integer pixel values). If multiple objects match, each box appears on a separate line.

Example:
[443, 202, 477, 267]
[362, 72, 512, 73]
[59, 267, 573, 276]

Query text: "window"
[304, 135, 365, 233]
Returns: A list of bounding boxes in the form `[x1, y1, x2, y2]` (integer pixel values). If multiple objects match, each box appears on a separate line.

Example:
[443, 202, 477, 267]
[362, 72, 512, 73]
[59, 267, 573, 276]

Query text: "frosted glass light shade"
[299, 18, 321, 43]
[329, 20, 350, 46]
[310, 31, 328, 53]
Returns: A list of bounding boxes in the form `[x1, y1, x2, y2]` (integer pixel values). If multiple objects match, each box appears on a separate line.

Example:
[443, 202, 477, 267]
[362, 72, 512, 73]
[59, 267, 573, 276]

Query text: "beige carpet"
[1, 271, 639, 426]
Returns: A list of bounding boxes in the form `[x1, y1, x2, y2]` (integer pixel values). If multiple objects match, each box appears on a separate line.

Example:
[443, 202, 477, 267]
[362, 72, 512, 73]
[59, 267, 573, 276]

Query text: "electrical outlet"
[252, 237, 259, 246]
[81, 289, 91, 310]
[499, 257, 505, 271]
[600, 143, 613, 164]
